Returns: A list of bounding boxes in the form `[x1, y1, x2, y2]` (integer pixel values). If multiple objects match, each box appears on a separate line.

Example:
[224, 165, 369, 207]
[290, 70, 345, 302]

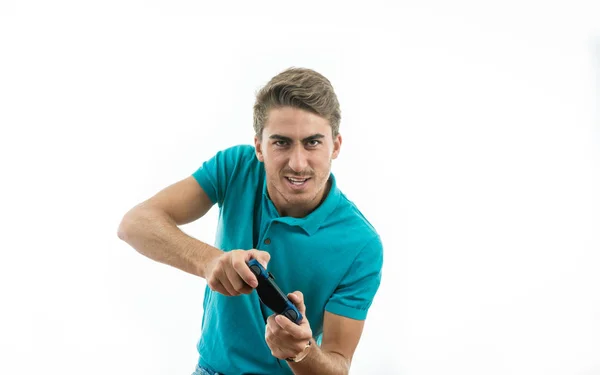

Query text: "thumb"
[247, 249, 271, 269]
[288, 291, 306, 317]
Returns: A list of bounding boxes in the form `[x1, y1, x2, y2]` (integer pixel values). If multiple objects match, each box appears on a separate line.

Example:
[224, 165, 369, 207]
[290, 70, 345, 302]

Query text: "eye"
[306, 140, 321, 147]
[274, 140, 288, 147]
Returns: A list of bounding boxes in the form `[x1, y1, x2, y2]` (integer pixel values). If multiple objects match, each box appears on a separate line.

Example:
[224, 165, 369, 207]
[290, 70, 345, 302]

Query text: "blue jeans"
[191, 364, 223, 375]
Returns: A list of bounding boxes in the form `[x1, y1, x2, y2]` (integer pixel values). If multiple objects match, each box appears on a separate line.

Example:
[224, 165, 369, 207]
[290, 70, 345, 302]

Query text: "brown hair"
[253, 67, 341, 139]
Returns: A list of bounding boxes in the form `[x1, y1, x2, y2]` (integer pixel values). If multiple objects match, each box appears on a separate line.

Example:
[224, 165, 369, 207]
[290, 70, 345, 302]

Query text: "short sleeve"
[325, 235, 384, 320]
[191, 145, 253, 206]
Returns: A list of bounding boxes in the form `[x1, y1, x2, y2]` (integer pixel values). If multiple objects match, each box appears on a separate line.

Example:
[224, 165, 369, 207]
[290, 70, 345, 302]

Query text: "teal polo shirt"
[191, 144, 383, 375]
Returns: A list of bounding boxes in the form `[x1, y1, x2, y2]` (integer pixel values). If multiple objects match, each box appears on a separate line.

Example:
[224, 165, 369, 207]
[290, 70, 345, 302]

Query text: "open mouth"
[285, 176, 311, 188]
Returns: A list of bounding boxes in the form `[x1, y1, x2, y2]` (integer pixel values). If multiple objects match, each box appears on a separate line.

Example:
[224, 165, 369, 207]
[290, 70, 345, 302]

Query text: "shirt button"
[264, 238, 271, 245]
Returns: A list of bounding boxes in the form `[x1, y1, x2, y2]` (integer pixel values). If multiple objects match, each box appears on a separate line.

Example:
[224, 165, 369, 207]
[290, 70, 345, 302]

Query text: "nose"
[288, 146, 309, 173]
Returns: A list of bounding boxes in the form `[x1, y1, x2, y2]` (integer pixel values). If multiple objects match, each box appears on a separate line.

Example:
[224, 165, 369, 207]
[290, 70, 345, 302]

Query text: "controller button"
[249, 265, 260, 276]
[285, 309, 298, 321]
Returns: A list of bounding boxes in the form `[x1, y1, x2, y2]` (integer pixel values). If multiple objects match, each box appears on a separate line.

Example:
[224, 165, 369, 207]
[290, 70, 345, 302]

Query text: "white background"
[1, 1, 599, 374]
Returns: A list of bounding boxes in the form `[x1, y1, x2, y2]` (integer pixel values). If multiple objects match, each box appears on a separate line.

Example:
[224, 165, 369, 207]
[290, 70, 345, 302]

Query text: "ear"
[331, 133, 342, 160]
[254, 135, 265, 162]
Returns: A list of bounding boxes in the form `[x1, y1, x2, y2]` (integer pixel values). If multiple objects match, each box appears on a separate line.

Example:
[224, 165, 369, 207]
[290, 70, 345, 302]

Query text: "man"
[117, 67, 384, 374]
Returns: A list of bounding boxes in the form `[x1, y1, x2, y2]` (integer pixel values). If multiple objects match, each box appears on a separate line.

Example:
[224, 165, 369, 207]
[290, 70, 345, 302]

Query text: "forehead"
[264, 107, 331, 137]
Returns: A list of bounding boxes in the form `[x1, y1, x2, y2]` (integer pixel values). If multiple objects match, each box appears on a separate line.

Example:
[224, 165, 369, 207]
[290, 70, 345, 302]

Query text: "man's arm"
[117, 176, 221, 278]
[288, 311, 364, 375]
[266, 292, 365, 375]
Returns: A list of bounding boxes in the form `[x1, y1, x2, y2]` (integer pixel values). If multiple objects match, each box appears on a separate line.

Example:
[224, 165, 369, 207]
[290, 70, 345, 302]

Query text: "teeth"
[287, 177, 308, 184]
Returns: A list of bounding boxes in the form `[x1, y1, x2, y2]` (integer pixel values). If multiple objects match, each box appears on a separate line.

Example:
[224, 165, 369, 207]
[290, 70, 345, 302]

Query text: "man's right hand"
[204, 249, 271, 296]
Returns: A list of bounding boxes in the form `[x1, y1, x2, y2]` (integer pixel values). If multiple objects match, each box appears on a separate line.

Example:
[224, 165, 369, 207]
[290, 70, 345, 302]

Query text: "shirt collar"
[262, 173, 341, 236]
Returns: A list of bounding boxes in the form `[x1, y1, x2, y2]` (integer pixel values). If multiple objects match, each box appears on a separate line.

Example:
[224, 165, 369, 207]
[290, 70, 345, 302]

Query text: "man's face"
[255, 106, 342, 217]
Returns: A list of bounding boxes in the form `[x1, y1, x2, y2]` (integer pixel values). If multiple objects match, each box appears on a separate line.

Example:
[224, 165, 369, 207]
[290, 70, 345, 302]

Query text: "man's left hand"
[265, 291, 313, 360]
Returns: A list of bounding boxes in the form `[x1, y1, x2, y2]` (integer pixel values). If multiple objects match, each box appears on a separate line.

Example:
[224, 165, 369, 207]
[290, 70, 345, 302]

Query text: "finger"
[275, 314, 308, 339]
[265, 315, 280, 344]
[221, 280, 237, 296]
[232, 252, 259, 288]
[266, 321, 297, 359]
[248, 249, 271, 270]
[265, 319, 273, 337]
[268, 314, 292, 338]
[225, 263, 253, 294]
[209, 278, 231, 296]
[207, 268, 230, 296]
[288, 291, 306, 316]
[266, 314, 280, 333]
[217, 269, 238, 296]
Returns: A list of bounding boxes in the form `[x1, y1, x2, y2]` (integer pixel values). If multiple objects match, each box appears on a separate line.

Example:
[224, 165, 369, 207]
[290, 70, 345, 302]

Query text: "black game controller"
[247, 259, 303, 324]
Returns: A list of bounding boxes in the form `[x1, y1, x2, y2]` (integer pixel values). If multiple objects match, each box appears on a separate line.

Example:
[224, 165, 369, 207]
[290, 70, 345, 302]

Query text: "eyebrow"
[269, 133, 325, 142]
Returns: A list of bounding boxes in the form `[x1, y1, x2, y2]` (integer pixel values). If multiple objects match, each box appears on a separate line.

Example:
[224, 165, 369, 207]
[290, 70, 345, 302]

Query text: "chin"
[279, 188, 312, 202]
[283, 192, 311, 202]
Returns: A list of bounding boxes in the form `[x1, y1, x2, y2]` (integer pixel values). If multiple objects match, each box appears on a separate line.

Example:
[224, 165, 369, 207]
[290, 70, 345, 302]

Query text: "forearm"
[289, 339, 350, 375]
[117, 206, 221, 278]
